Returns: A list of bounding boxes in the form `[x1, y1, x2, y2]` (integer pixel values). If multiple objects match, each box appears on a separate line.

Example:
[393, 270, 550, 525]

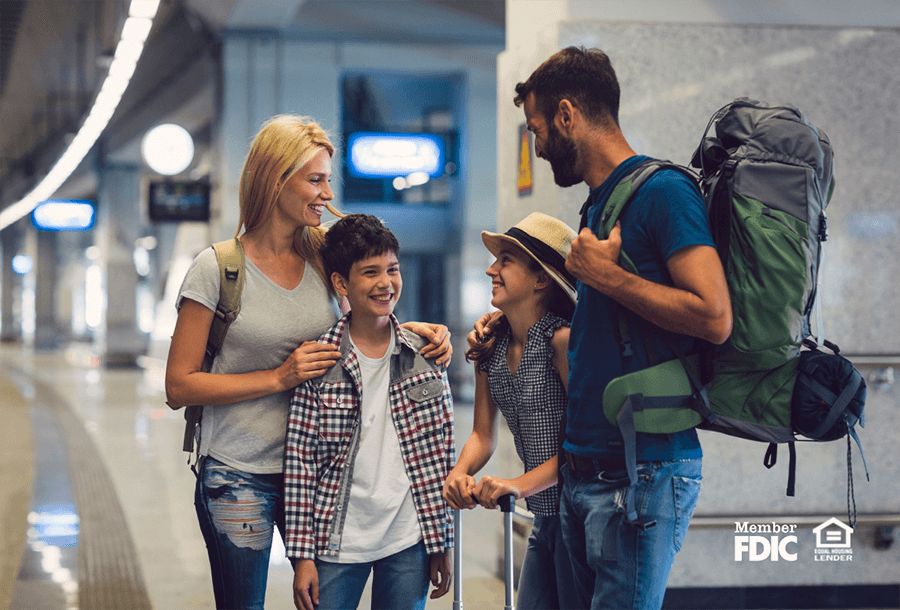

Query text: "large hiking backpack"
[596, 99, 868, 525]
[167, 238, 245, 461]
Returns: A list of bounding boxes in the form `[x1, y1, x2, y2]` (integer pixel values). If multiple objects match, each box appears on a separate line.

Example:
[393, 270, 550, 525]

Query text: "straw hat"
[481, 212, 578, 304]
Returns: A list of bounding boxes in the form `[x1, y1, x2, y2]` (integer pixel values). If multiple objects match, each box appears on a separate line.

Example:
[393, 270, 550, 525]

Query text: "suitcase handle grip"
[498, 494, 515, 513]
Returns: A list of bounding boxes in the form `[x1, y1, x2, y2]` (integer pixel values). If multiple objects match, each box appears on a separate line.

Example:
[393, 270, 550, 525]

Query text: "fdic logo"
[734, 522, 798, 561]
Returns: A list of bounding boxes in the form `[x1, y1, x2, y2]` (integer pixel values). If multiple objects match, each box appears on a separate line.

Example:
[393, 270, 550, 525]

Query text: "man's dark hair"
[322, 214, 400, 281]
[514, 46, 621, 127]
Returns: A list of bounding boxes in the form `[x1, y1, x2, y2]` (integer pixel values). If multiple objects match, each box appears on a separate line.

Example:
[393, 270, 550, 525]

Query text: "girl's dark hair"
[465, 253, 575, 368]
[322, 214, 399, 281]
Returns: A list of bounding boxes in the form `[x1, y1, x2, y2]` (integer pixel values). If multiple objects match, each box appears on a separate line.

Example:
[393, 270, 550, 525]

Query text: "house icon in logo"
[813, 517, 854, 548]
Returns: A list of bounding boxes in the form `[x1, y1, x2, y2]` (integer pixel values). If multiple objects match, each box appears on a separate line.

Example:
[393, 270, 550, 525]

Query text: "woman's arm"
[443, 368, 499, 510]
[164, 298, 341, 408]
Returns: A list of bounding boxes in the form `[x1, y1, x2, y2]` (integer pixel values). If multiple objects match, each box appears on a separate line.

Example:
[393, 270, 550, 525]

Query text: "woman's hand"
[276, 341, 342, 391]
[401, 322, 452, 366]
[293, 559, 319, 610]
[443, 468, 478, 510]
[429, 551, 452, 599]
[471, 475, 521, 510]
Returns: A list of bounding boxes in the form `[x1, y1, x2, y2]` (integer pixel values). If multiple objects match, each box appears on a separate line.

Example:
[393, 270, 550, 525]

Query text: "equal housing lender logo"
[733, 518, 854, 562]
[812, 517, 855, 562]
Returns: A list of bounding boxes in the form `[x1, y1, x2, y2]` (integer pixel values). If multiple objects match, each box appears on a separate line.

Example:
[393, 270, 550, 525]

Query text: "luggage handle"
[499, 494, 516, 610]
[453, 509, 463, 610]
[453, 495, 519, 610]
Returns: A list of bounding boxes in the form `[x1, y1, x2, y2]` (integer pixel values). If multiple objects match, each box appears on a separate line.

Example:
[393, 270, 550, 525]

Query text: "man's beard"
[544, 122, 582, 187]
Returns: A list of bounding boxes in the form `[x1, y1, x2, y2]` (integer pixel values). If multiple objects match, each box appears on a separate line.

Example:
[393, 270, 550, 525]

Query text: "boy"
[285, 214, 454, 610]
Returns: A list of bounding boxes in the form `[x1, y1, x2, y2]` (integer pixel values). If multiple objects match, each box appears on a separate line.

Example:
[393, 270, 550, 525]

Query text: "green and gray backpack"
[598, 99, 868, 525]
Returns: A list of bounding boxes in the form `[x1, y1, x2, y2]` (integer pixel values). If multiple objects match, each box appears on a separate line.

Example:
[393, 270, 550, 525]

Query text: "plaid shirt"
[284, 313, 455, 560]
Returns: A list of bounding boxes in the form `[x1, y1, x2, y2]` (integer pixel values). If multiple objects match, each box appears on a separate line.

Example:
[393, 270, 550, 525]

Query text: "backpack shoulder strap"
[204, 237, 246, 370]
[582, 159, 699, 275]
[182, 238, 245, 456]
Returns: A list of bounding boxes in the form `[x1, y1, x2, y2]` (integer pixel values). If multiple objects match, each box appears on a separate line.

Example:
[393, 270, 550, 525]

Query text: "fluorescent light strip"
[0, 0, 161, 231]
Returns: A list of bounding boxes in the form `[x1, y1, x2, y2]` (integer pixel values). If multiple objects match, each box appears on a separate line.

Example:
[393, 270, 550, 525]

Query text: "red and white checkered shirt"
[284, 313, 454, 560]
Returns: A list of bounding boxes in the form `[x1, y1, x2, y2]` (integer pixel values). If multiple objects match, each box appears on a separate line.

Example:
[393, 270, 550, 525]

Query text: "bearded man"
[514, 47, 732, 610]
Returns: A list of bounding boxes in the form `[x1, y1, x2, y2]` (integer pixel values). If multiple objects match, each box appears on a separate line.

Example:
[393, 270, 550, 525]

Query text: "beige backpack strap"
[205, 237, 246, 368]
[182, 237, 246, 454]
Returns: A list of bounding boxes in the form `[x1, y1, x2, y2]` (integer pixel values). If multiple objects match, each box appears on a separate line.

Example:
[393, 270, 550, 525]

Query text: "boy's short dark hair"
[514, 46, 621, 128]
[322, 214, 400, 280]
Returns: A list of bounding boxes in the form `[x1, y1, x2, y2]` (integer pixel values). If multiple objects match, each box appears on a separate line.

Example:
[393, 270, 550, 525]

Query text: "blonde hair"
[237, 114, 344, 286]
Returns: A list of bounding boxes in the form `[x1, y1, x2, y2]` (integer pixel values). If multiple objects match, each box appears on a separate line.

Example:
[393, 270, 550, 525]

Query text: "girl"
[443, 212, 579, 610]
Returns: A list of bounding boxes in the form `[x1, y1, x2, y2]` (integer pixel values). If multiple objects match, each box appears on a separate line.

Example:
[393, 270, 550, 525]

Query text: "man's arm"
[566, 224, 732, 345]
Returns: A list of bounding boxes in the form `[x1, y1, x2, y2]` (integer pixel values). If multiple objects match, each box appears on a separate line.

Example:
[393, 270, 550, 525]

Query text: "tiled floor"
[0, 342, 507, 610]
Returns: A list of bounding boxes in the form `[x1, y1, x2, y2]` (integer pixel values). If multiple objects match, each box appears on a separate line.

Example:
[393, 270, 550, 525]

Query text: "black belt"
[563, 450, 626, 473]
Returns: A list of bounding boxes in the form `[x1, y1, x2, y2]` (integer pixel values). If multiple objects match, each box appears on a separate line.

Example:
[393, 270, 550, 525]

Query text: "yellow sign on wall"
[517, 124, 533, 196]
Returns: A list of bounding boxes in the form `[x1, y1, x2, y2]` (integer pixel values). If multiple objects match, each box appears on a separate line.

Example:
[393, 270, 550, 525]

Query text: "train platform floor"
[0, 341, 507, 610]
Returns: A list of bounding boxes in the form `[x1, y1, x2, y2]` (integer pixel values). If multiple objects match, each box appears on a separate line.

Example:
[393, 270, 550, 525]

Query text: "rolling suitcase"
[453, 493, 519, 610]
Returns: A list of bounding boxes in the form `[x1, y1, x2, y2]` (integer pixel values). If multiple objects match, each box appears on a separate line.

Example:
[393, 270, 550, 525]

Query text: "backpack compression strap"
[182, 237, 246, 454]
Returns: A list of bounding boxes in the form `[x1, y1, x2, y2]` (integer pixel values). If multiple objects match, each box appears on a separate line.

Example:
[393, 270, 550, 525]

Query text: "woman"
[443, 213, 579, 609]
[165, 115, 451, 610]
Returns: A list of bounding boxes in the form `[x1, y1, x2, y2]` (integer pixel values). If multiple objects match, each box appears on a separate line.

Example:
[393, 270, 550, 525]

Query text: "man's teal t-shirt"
[564, 155, 715, 462]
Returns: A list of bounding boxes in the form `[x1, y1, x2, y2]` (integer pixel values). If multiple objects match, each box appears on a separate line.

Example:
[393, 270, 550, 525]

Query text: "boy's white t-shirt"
[322, 326, 423, 563]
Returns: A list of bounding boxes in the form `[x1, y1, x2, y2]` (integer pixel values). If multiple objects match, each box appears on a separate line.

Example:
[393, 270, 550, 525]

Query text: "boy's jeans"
[559, 459, 702, 610]
[195, 455, 286, 610]
[315, 540, 430, 610]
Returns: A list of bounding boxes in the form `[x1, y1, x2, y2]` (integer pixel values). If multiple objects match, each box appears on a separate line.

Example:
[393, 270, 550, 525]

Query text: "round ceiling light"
[141, 123, 194, 175]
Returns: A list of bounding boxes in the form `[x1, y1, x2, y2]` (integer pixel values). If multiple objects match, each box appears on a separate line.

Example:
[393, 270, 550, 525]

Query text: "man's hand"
[293, 559, 318, 610]
[429, 551, 452, 599]
[565, 224, 623, 290]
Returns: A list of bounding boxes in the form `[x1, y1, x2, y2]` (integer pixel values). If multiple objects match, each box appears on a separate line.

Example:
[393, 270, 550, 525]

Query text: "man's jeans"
[315, 541, 430, 610]
[195, 456, 286, 610]
[559, 459, 702, 610]
[517, 514, 581, 610]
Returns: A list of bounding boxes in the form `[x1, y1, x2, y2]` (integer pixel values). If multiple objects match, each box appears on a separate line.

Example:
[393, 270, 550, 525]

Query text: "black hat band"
[506, 227, 576, 287]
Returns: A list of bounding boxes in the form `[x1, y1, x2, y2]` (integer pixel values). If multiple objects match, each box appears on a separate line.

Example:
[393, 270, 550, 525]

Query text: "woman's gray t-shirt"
[176, 246, 339, 473]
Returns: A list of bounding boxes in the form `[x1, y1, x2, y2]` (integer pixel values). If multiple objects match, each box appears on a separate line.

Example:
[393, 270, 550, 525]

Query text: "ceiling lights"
[0, 0, 161, 231]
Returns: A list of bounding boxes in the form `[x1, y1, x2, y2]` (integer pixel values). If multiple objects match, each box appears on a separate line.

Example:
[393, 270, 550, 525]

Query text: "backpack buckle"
[224, 267, 239, 282]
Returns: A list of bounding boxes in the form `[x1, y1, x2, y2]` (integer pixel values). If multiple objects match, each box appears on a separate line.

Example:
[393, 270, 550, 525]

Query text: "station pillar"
[94, 161, 147, 366]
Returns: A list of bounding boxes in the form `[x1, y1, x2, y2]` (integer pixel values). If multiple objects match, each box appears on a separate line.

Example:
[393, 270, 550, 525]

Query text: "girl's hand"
[472, 475, 521, 510]
[293, 559, 319, 610]
[443, 468, 478, 510]
[277, 341, 342, 390]
[401, 322, 453, 365]
[429, 551, 452, 599]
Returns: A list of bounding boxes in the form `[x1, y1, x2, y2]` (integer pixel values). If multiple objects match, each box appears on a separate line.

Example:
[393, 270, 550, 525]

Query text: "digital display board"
[347, 132, 445, 179]
[31, 200, 96, 231]
[148, 181, 210, 222]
